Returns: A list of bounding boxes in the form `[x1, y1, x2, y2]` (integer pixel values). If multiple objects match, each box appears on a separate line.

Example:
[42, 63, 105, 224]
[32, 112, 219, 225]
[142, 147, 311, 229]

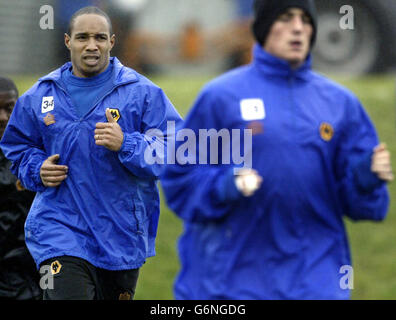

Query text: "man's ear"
[110, 34, 116, 50]
[64, 33, 71, 50]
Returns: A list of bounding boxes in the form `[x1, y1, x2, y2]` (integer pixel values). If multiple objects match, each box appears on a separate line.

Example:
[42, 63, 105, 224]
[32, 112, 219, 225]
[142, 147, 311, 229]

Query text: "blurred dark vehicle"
[313, 0, 396, 75]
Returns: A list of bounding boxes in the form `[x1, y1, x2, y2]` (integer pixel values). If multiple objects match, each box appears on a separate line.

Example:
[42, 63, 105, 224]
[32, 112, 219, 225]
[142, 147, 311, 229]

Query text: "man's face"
[0, 90, 17, 138]
[65, 14, 115, 78]
[263, 8, 313, 69]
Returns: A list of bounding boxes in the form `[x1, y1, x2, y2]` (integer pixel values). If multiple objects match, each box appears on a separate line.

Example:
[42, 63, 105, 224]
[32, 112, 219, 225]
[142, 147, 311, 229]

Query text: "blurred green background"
[12, 73, 396, 300]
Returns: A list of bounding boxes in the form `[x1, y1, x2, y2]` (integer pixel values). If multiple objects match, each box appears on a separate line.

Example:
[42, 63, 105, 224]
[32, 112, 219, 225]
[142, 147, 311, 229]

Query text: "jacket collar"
[252, 43, 312, 81]
[38, 57, 138, 86]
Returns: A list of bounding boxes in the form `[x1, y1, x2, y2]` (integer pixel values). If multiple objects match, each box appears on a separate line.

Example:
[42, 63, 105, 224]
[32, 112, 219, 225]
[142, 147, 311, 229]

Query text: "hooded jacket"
[0, 57, 182, 270]
[161, 45, 389, 299]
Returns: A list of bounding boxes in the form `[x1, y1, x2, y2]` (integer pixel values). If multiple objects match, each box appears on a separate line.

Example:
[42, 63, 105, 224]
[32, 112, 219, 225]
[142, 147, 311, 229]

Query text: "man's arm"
[162, 87, 262, 223]
[95, 86, 182, 179]
[0, 95, 49, 192]
[336, 96, 391, 221]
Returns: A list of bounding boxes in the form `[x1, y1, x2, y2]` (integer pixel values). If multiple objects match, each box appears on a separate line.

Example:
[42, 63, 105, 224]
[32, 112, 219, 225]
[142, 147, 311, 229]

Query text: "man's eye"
[278, 14, 292, 22]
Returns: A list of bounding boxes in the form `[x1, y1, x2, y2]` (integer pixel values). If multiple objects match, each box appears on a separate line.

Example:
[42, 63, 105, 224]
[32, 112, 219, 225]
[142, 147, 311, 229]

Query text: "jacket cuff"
[353, 151, 385, 194]
[213, 167, 243, 204]
[118, 132, 138, 157]
[32, 159, 46, 192]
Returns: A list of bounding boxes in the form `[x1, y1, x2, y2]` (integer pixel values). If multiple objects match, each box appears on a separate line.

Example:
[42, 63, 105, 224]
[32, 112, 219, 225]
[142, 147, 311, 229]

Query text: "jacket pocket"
[128, 197, 144, 235]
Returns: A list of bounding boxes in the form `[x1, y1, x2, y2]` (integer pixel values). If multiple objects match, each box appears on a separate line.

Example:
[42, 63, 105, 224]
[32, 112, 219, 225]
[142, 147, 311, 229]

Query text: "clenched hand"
[95, 108, 124, 152]
[235, 168, 263, 197]
[40, 154, 68, 187]
[372, 143, 393, 182]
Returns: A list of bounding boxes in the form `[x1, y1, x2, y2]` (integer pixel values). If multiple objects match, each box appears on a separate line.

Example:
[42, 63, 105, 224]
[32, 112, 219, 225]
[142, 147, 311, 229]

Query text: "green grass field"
[11, 72, 396, 299]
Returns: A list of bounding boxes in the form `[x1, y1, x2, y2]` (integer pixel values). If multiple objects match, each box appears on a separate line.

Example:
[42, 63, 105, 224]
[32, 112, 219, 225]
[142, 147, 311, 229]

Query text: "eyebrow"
[0, 100, 16, 107]
[0, 91, 17, 99]
[281, 10, 310, 17]
[74, 32, 109, 37]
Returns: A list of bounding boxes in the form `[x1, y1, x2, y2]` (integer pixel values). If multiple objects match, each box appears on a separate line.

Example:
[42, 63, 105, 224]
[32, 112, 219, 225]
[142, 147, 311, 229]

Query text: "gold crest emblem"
[108, 108, 120, 122]
[119, 292, 132, 300]
[50, 260, 62, 275]
[15, 179, 26, 191]
[44, 113, 56, 126]
[320, 122, 334, 141]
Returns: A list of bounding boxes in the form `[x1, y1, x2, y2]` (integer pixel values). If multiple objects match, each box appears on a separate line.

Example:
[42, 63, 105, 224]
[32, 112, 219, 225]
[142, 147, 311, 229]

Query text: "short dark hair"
[0, 76, 19, 97]
[67, 6, 113, 36]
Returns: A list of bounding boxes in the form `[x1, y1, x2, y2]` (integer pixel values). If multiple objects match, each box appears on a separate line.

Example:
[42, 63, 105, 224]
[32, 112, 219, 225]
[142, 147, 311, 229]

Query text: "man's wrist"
[353, 151, 384, 194]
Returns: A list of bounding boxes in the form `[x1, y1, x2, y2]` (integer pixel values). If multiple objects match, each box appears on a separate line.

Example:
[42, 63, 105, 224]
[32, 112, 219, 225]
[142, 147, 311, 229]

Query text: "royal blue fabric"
[161, 45, 389, 299]
[1, 57, 182, 271]
[61, 60, 114, 118]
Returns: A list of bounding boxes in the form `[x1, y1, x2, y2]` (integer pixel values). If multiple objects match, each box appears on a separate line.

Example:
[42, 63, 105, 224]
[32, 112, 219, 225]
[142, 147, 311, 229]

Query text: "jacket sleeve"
[0, 94, 47, 192]
[335, 94, 389, 221]
[117, 86, 183, 179]
[161, 87, 243, 223]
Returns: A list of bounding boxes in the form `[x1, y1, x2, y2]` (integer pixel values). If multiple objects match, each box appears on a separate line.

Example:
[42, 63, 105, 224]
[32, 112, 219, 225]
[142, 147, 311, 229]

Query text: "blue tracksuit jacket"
[0, 57, 182, 270]
[161, 45, 389, 299]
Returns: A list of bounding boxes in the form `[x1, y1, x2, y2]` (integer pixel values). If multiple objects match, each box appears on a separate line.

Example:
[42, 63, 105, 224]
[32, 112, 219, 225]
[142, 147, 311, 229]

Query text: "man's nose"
[0, 109, 9, 122]
[86, 37, 99, 50]
[291, 17, 304, 32]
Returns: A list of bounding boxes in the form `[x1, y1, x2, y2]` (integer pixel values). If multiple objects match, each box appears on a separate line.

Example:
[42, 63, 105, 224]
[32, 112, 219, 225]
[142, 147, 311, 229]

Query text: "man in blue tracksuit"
[161, 0, 393, 299]
[0, 7, 181, 300]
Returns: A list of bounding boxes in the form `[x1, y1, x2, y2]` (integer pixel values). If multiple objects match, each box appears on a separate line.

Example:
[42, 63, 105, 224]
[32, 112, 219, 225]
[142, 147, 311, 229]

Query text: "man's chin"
[286, 51, 309, 65]
[80, 61, 108, 77]
[72, 58, 109, 77]
[79, 65, 102, 78]
[286, 56, 306, 69]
